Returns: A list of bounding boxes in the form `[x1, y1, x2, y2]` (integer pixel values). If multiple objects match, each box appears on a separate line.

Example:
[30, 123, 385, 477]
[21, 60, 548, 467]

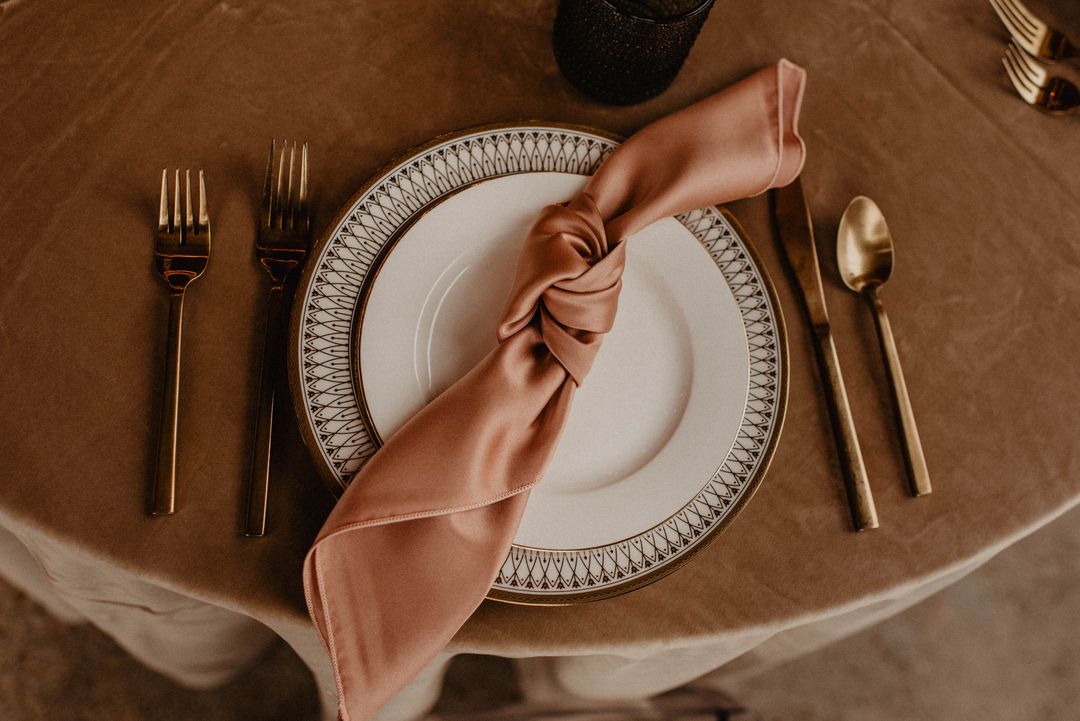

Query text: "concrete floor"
[1, 504, 1078, 721]
[726, 503, 1080, 721]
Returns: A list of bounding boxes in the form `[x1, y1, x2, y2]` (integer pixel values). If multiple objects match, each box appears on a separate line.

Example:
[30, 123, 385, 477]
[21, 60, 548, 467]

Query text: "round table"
[2, 1, 1078, 719]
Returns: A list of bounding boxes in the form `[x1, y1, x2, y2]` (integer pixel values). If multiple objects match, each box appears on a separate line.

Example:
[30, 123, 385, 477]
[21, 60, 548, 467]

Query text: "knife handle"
[811, 326, 879, 531]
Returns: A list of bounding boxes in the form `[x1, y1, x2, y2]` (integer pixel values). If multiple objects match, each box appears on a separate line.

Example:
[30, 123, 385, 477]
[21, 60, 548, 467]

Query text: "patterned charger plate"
[288, 123, 787, 604]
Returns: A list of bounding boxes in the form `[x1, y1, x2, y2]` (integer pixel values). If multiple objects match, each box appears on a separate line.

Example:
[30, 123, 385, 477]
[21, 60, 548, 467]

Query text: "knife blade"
[770, 177, 879, 531]
[772, 177, 832, 329]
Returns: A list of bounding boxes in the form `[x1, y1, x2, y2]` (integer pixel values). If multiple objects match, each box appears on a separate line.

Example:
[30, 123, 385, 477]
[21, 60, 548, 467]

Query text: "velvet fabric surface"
[303, 61, 805, 721]
[1, 1, 1079, 720]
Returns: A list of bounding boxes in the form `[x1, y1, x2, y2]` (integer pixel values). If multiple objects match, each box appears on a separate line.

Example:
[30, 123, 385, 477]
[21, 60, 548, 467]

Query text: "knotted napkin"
[304, 59, 807, 721]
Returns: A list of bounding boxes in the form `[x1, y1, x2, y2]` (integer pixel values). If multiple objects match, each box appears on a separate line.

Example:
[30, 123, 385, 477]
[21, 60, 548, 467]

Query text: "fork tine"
[990, 0, 1036, 45]
[1002, 48, 1031, 92]
[1002, 55, 1025, 97]
[184, 169, 194, 241]
[1008, 44, 1040, 86]
[1003, 52, 1037, 103]
[173, 170, 182, 242]
[159, 169, 170, 232]
[299, 142, 310, 233]
[262, 140, 275, 227]
[989, 0, 1029, 43]
[198, 170, 209, 232]
[1009, 43, 1046, 85]
[1001, 0, 1040, 35]
[1005, 44, 1027, 84]
[286, 141, 297, 230]
[988, 0, 1011, 31]
[275, 140, 287, 230]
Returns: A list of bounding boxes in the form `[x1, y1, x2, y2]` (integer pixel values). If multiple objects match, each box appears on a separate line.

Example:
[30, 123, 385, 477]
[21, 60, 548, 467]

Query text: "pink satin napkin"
[304, 59, 807, 721]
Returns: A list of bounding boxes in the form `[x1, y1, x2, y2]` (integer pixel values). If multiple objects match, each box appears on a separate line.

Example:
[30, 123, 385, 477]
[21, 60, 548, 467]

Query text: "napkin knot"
[496, 194, 626, 386]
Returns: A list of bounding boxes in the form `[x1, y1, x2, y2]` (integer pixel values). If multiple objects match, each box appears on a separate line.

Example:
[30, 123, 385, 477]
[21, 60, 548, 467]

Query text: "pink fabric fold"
[303, 59, 807, 721]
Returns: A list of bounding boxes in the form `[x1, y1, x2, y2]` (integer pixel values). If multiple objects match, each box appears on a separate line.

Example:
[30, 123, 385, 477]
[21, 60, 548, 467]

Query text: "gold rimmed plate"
[289, 123, 787, 604]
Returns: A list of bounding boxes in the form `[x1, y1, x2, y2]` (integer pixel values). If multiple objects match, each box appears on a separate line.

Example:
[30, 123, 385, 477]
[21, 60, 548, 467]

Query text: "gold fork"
[1003, 42, 1080, 114]
[989, 0, 1076, 63]
[244, 141, 311, 537]
[153, 169, 210, 515]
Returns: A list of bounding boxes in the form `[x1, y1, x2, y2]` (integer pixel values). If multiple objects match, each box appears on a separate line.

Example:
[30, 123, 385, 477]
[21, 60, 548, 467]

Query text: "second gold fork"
[153, 169, 210, 516]
[1002, 42, 1080, 114]
[245, 141, 312, 537]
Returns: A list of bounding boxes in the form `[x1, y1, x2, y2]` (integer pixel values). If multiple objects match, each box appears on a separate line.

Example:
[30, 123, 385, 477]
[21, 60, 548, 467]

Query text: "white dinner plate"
[290, 123, 787, 604]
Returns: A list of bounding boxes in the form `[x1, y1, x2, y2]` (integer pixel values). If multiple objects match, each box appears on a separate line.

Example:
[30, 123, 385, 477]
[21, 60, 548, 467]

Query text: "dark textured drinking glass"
[553, 0, 715, 105]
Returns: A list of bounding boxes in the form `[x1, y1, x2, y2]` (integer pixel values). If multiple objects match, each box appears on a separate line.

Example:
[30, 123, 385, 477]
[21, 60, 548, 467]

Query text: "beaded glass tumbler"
[553, 0, 716, 105]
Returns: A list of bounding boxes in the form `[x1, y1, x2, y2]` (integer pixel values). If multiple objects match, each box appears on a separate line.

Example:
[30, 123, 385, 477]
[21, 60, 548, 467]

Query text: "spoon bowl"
[837, 196, 894, 292]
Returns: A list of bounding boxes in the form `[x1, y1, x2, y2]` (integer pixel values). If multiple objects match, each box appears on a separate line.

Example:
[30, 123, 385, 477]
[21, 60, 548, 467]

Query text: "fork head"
[155, 169, 210, 292]
[990, 0, 1048, 57]
[1002, 43, 1080, 114]
[989, 0, 1075, 62]
[256, 140, 311, 283]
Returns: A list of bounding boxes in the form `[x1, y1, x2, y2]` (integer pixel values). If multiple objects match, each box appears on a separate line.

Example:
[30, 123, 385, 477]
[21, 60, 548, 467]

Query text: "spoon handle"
[811, 326, 879, 531]
[865, 287, 932, 496]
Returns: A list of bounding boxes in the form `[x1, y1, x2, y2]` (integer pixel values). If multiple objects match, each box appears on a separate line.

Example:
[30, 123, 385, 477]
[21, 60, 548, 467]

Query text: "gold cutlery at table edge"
[1002, 42, 1080, 114]
[990, 0, 1080, 113]
[771, 178, 879, 532]
[837, 196, 931, 498]
[244, 140, 313, 538]
[148, 143, 312, 530]
[771, 179, 934, 531]
[152, 169, 210, 516]
[989, 0, 1075, 64]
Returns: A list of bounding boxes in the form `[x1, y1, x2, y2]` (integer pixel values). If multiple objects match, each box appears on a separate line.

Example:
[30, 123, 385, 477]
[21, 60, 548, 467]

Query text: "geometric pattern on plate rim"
[294, 127, 781, 597]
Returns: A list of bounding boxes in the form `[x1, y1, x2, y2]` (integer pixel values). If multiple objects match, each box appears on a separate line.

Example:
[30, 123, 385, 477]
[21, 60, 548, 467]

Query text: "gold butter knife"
[770, 178, 878, 531]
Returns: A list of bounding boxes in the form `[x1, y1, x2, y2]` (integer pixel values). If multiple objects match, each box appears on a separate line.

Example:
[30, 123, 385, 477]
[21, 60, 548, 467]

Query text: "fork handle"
[152, 291, 185, 515]
[245, 284, 286, 537]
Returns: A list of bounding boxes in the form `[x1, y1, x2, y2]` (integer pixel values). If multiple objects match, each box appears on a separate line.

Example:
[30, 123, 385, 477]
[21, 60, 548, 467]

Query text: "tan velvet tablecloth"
[2, 1, 1079, 719]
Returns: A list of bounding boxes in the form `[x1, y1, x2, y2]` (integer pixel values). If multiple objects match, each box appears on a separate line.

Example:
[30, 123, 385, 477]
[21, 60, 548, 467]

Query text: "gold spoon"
[837, 197, 932, 497]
